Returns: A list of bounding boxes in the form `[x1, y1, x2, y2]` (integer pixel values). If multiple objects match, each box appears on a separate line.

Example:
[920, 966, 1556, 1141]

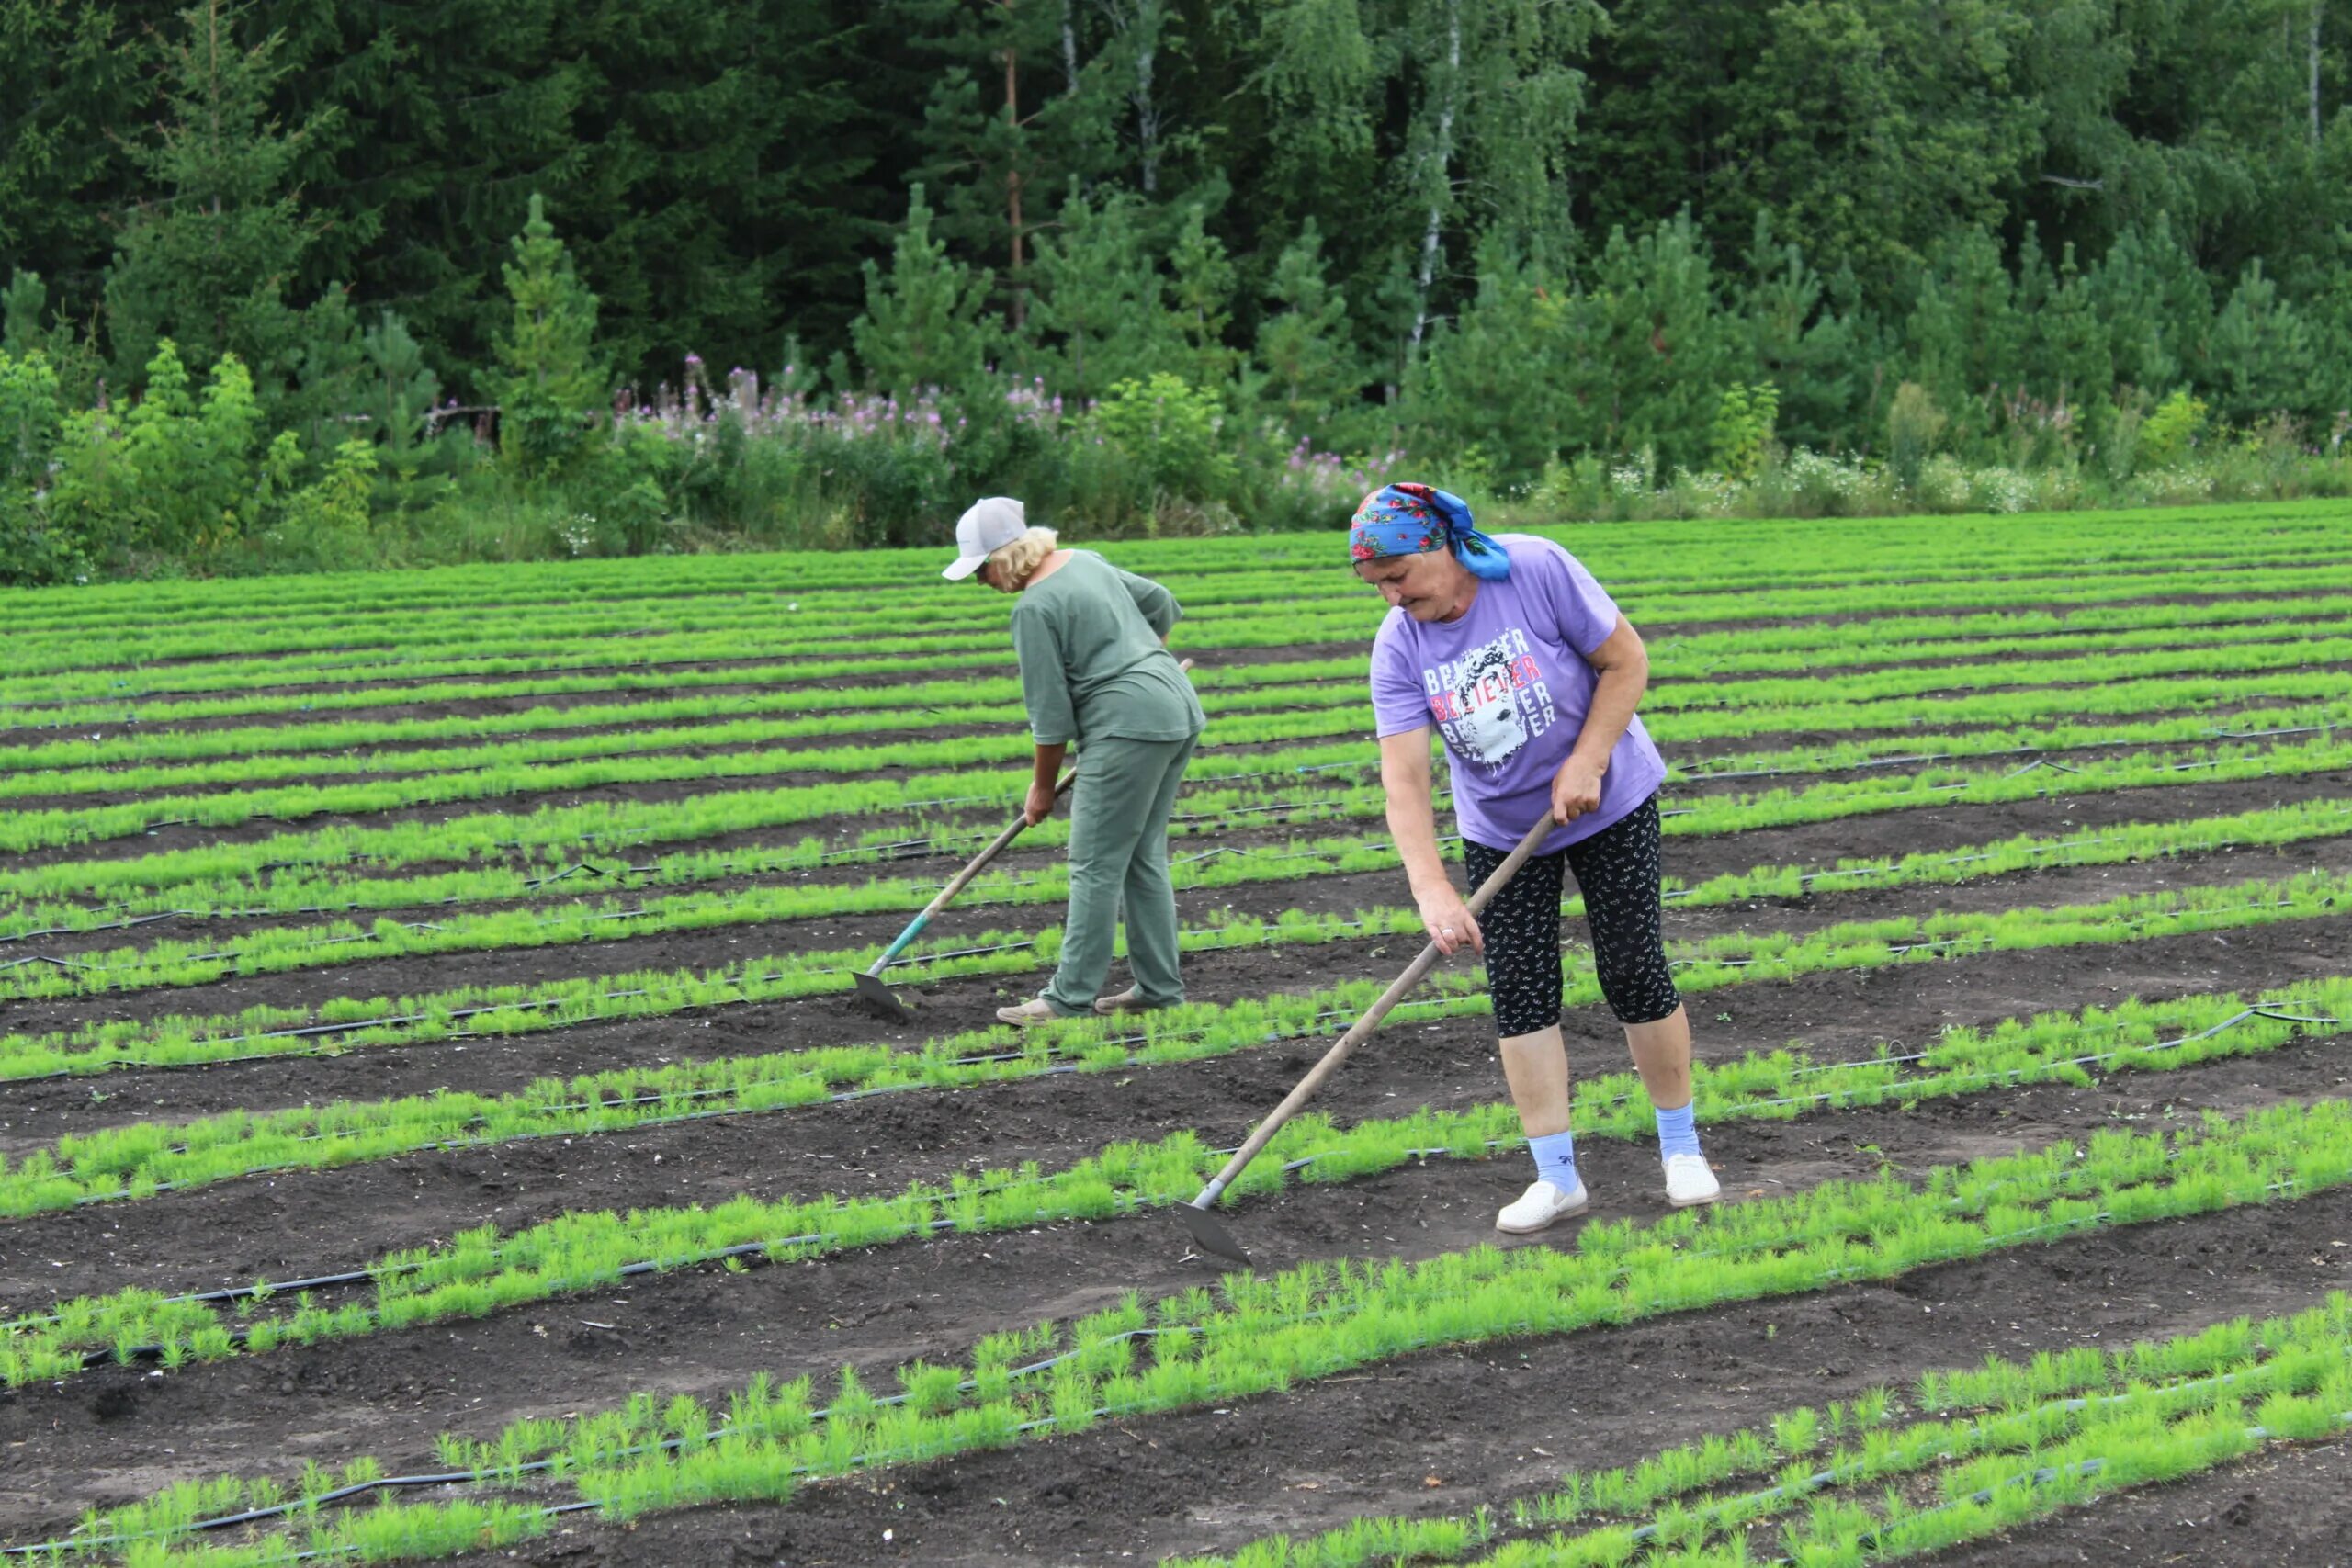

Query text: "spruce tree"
[102, 0, 323, 392]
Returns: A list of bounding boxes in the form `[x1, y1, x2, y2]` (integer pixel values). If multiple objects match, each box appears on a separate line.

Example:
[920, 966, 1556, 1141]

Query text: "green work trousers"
[1040, 731, 1200, 1016]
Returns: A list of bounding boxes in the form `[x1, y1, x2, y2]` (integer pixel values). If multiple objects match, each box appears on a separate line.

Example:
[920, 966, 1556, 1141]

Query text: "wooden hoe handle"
[1191, 810, 1555, 1208]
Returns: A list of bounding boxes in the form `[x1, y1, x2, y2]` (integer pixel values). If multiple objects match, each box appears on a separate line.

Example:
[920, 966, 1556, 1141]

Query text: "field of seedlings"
[6, 503, 2352, 1566]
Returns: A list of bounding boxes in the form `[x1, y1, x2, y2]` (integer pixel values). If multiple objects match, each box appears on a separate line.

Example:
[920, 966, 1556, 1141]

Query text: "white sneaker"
[1664, 1153, 1721, 1207]
[1496, 1178, 1589, 1235]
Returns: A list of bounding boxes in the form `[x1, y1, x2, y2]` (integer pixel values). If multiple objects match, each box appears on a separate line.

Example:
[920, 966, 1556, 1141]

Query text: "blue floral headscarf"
[1348, 483, 1510, 581]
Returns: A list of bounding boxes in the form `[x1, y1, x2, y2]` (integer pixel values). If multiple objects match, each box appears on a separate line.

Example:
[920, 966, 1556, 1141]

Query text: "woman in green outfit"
[943, 497, 1206, 1026]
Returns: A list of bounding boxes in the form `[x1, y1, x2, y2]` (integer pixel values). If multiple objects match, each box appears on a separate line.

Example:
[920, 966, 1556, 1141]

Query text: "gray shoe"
[1091, 988, 1177, 1015]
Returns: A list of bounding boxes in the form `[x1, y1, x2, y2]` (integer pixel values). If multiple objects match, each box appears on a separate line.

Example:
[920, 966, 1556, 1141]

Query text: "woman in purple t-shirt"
[1353, 482, 1719, 1232]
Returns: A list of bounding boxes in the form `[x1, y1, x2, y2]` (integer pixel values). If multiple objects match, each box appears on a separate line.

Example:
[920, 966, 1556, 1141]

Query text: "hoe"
[1179, 813, 1555, 1266]
[853, 659, 1193, 1023]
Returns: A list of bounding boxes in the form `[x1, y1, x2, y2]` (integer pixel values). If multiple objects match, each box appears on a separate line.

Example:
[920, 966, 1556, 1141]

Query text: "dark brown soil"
[433, 1138, 2352, 1568]
[6, 1034, 2347, 1546]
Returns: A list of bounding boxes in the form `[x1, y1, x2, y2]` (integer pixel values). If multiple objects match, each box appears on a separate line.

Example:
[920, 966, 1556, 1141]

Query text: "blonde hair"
[988, 525, 1060, 586]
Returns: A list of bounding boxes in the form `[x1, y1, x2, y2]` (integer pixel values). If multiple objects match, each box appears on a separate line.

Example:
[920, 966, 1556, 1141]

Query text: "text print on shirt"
[1420, 627, 1558, 771]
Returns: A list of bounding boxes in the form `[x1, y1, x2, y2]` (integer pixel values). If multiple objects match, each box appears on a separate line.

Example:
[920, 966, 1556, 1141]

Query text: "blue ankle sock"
[1655, 1100, 1702, 1162]
[1528, 1129, 1580, 1190]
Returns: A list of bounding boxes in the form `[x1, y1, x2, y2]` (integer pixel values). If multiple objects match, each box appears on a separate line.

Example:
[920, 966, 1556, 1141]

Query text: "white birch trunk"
[1407, 0, 1463, 353]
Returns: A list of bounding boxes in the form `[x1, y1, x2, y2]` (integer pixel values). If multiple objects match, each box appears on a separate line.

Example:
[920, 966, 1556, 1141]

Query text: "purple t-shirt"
[1370, 534, 1666, 855]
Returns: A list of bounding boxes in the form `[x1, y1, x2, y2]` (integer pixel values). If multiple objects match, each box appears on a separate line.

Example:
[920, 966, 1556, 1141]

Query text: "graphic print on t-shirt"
[1420, 627, 1558, 773]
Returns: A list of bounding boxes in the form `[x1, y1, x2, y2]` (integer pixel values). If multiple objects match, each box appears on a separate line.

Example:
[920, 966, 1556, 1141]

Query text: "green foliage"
[492, 195, 607, 477]
[1027, 185, 1182, 401]
[1710, 384, 1780, 481]
[850, 185, 999, 400]
[259, 438, 380, 573]
[1089, 373, 1234, 500]
[1885, 382, 1945, 491]
[2138, 390, 2210, 468]
[1, 269, 45, 356]
[1253, 220, 1361, 429]
[100, 0, 324, 395]
[47, 340, 278, 568]
[0, 347, 82, 584]
[2206, 261, 2319, 426]
[1907, 228, 2019, 446]
[1167, 204, 1239, 392]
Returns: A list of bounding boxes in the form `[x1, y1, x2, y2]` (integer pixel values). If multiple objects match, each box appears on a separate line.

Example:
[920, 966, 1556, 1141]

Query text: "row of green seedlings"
[1175, 1301, 2352, 1568]
[14, 649, 2348, 855]
[22, 500, 2347, 636]
[9, 804, 2351, 1216]
[16, 505, 2335, 647]
[5, 808, 2345, 1086]
[59, 581, 2331, 759]
[17, 595, 2346, 774]
[18, 536, 2352, 709]
[12, 776, 2341, 1011]
[16, 586, 2352, 740]
[15, 625, 2345, 807]
[12, 746, 2349, 1006]
[6, 838, 2345, 1090]
[6, 962, 2342, 1391]
[14, 691, 2346, 925]
[10, 513, 2340, 676]
[27, 1095, 2352, 1565]
[13, 896, 2344, 1224]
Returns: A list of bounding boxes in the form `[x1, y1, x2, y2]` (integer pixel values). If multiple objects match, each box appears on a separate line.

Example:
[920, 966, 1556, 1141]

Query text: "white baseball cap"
[942, 497, 1027, 580]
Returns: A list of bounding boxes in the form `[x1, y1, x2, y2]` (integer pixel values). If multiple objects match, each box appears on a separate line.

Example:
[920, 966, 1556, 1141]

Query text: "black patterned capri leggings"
[1459, 795, 1680, 1036]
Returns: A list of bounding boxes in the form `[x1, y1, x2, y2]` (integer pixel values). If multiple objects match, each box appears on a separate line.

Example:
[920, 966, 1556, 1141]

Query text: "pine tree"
[1167, 204, 1238, 391]
[1253, 220, 1361, 429]
[1407, 239, 1574, 478]
[2206, 258, 2320, 423]
[492, 193, 607, 474]
[1907, 227, 2021, 447]
[1025, 183, 1180, 400]
[2089, 216, 2212, 396]
[848, 185, 999, 398]
[1738, 212, 1864, 453]
[1571, 213, 1747, 469]
[362, 309, 442, 465]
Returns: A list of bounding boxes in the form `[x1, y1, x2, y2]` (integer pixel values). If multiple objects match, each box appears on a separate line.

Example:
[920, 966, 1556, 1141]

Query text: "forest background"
[6, 0, 2352, 581]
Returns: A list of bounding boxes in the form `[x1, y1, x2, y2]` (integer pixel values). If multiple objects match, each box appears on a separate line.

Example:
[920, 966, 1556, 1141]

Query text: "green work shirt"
[1010, 552, 1205, 745]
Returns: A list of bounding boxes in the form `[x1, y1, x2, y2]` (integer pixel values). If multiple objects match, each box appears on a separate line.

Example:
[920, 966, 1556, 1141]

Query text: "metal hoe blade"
[851, 968, 919, 1023]
[1179, 1199, 1250, 1266]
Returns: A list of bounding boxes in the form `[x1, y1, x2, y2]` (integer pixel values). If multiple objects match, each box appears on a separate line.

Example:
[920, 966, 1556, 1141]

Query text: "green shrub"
[1886, 381, 1945, 492]
[1708, 382, 1781, 481]
[2139, 389, 2209, 468]
[256, 438, 382, 573]
[1090, 374, 1234, 500]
